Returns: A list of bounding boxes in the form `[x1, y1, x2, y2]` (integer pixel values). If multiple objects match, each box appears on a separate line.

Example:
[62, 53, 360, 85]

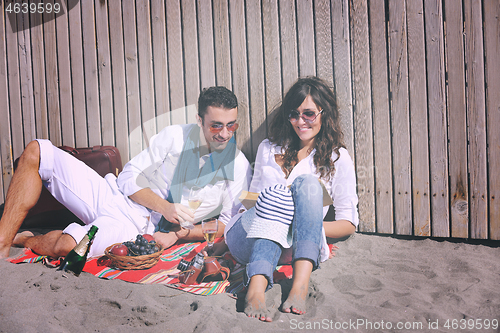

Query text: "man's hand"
[161, 202, 194, 226]
[154, 226, 191, 250]
[128, 188, 194, 226]
[153, 231, 180, 249]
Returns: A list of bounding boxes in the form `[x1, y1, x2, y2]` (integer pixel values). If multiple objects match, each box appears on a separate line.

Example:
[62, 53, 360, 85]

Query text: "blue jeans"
[226, 174, 323, 289]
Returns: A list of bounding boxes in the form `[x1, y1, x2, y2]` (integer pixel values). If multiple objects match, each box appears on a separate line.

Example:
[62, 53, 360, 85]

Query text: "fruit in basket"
[117, 234, 159, 256]
[110, 244, 129, 256]
[142, 234, 154, 242]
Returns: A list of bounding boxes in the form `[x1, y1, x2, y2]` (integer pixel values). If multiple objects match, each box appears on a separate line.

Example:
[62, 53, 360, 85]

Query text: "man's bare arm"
[153, 219, 225, 249]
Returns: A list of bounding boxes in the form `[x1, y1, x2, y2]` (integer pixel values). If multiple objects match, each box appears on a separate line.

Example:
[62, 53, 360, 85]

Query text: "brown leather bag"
[199, 257, 231, 283]
[179, 265, 204, 285]
[178, 256, 231, 285]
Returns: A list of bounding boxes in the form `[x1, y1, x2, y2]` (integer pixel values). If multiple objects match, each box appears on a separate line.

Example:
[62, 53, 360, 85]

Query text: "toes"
[261, 315, 272, 322]
[292, 307, 305, 315]
[282, 301, 306, 315]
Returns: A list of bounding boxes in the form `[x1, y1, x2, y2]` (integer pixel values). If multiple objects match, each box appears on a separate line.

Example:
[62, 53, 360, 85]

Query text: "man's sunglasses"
[209, 122, 239, 134]
[288, 109, 323, 124]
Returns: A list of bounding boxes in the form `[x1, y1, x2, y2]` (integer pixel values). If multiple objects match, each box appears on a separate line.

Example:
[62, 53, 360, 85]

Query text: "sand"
[1, 233, 499, 333]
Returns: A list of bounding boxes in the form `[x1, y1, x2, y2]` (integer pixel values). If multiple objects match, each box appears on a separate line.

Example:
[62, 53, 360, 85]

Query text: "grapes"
[122, 234, 158, 256]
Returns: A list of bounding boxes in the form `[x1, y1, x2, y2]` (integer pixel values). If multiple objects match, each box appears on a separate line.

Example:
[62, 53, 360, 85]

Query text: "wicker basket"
[104, 243, 164, 270]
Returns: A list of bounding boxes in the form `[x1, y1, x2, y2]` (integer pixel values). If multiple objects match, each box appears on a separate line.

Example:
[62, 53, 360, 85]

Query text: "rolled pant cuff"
[245, 260, 276, 290]
[293, 240, 321, 269]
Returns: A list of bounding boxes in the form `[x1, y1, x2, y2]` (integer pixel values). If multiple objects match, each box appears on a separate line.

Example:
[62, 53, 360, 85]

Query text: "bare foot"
[12, 231, 34, 247]
[244, 289, 272, 322]
[282, 285, 308, 315]
[0, 242, 11, 259]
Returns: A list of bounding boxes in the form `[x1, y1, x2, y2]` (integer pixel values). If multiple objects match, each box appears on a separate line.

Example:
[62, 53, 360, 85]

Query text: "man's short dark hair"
[198, 86, 238, 119]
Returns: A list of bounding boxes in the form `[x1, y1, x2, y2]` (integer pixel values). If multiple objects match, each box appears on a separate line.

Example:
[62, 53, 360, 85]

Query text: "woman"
[223, 77, 358, 322]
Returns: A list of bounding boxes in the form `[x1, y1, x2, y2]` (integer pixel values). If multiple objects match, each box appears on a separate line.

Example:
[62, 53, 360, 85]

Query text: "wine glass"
[201, 218, 218, 253]
[181, 186, 203, 229]
[188, 186, 203, 213]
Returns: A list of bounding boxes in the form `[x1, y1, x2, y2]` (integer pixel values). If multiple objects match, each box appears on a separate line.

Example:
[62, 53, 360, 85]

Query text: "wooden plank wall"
[0, 0, 499, 240]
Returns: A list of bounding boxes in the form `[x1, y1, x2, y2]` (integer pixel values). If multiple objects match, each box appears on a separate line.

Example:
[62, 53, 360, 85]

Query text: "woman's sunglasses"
[288, 109, 323, 124]
[209, 122, 239, 134]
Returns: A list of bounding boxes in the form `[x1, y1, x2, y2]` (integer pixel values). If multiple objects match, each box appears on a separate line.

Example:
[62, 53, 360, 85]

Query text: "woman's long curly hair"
[268, 77, 345, 181]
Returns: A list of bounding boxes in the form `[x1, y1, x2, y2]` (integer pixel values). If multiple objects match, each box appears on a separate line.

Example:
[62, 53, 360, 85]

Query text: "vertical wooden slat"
[152, 0, 171, 129]
[197, 0, 216, 88]
[314, 0, 333, 84]
[81, 0, 101, 146]
[296, 0, 315, 77]
[6, 7, 24, 157]
[108, 0, 129, 165]
[122, 0, 142, 158]
[262, 0, 281, 137]
[246, 0, 266, 160]
[406, 0, 430, 236]
[350, 0, 375, 232]
[0, 2, 13, 200]
[484, 0, 500, 240]
[136, 0, 156, 143]
[95, 0, 115, 146]
[213, 0, 231, 87]
[445, 1, 468, 238]
[229, 0, 251, 156]
[181, 0, 199, 124]
[166, 0, 186, 125]
[425, 0, 449, 237]
[331, 0, 354, 156]
[279, 0, 298, 92]
[464, 0, 488, 239]
[44, 2, 62, 146]
[17, 9, 36, 145]
[68, 0, 88, 147]
[30, 1, 48, 140]
[369, 0, 393, 234]
[388, 0, 412, 235]
[56, 1, 75, 147]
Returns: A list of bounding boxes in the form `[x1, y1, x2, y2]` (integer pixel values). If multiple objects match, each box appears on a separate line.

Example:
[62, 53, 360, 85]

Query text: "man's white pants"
[36, 139, 151, 258]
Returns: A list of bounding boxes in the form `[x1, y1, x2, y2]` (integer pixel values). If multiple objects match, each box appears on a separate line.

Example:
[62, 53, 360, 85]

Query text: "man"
[0, 86, 251, 259]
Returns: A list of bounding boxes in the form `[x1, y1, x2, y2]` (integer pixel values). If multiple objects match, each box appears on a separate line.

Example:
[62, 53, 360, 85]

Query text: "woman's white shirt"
[226, 139, 359, 262]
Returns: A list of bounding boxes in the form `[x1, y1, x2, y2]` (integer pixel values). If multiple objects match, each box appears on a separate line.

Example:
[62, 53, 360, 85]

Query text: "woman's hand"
[329, 244, 339, 259]
[202, 241, 228, 257]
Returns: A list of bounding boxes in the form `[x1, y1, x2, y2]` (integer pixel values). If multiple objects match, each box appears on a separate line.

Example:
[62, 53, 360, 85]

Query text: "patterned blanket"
[8, 239, 294, 296]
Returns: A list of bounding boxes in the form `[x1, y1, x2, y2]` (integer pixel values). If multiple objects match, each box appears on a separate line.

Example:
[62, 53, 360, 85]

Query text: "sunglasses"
[208, 122, 239, 134]
[288, 109, 323, 124]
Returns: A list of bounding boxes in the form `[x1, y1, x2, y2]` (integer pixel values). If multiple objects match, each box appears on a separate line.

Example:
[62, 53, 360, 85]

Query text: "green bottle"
[58, 225, 98, 276]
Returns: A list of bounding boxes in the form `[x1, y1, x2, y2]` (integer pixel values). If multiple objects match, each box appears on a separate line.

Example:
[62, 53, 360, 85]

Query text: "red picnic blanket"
[8, 239, 294, 296]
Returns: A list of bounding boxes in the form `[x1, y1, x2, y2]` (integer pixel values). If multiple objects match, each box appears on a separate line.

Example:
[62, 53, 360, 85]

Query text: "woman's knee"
[291, 174, 322, 201]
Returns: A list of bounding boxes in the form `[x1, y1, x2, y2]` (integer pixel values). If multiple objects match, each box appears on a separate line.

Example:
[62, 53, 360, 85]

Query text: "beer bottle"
[58, 225, 98, 276]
